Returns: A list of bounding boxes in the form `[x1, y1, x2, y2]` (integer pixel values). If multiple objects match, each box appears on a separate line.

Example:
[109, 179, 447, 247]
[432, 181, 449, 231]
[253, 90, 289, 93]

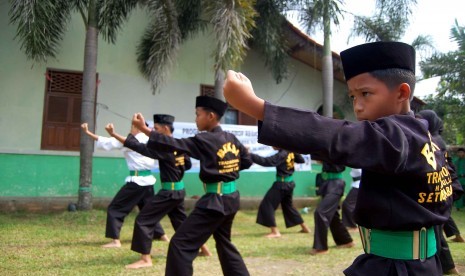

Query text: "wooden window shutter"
[41, 69, 96, 151]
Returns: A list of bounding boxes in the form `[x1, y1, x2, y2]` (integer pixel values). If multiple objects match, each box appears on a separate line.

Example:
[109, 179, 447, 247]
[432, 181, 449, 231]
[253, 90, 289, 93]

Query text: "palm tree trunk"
[78, 0, 98, 210]
[321, 0, 333, 118]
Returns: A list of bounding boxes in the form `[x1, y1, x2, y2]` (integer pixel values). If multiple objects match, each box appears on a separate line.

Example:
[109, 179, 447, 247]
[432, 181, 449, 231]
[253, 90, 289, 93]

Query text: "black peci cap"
[195, 96, 228, 117]
[153, 114, 175, 125]
[340, 41, 416, 81]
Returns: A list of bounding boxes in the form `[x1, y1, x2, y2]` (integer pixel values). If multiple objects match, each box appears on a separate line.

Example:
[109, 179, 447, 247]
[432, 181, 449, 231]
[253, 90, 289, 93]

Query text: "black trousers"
[443, 216, 461, 238]
[435, 225, 455, 272]
[313, 179, 352, 250]
[131, 193, 186, 254]
[342, 188, 358, 228]
[105, 182, 164, 239]
[256, 181, 304, 228]
[165, 207, 249, 276]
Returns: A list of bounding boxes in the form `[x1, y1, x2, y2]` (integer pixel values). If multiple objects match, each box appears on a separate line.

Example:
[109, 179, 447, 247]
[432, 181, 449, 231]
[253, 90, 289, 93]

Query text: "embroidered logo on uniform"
[286, 153, 295, 170]
[421, 132, 440, 170]
[175, 155, 185, 166]
[217, 142, 240, 159]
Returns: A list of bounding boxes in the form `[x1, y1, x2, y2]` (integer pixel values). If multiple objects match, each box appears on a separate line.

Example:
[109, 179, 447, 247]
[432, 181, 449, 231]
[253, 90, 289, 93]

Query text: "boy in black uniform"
[223, 41, 463, 275]
[250, 148, 310, 238]
[132, 96, 252, 276]
[311, 161, 353, 255]
[105, 114, 211, 269]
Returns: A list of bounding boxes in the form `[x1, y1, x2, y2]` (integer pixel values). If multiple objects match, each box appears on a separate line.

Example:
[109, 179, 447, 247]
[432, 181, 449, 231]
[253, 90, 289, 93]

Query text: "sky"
[286, 0, 465, 98]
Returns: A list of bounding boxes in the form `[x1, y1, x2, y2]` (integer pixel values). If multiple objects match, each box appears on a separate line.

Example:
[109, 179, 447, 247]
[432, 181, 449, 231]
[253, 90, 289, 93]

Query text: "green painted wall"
[0, 153, 352, 198]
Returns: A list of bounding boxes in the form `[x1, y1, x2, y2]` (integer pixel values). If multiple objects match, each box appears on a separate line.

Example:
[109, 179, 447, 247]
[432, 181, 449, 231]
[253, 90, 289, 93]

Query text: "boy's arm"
[105, 123, 127, 144]
[223, 70, 265, 121]
[183, 154, 192, 171]
[294, 153, 306, 164]
[256, 102, 412, 173]
[250, 152, 283, 167]
[81, 123, 99, 141]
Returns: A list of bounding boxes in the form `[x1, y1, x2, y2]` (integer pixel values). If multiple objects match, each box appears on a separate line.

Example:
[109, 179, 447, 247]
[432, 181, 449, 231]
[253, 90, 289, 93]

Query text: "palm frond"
[206, 0, 257, 74]
[450, 19, 465, 52]
[349, 15, 404, 42]
[299, 0, 344, 35]
[9, 0, 72, 62]
[376, 0, 416, 23]
[98, 0, 139, 44]
[411, 34, 435, 57]
[175, 0, 206, 39]
[137, 0, 181, 94]
[252, 0, 290, 83]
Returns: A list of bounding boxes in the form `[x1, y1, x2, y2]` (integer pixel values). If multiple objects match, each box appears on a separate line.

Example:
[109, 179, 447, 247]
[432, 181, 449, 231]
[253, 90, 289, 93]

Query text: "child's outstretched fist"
[81, 123, 89, 132]
[223, 70, 265, 120]
[132, 113, 146, 130]
[105, 123, 115, 136]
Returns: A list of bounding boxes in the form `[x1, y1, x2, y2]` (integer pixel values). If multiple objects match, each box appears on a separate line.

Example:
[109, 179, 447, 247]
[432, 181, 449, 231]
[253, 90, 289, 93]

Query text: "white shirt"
[96, 133, 156, 186]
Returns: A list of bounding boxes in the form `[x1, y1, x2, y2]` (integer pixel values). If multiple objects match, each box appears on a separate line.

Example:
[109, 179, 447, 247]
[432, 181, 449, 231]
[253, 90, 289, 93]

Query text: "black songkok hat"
[153, 114, 175, 125]
[340, 41, 416, 81]
[195, 96, 228, 117]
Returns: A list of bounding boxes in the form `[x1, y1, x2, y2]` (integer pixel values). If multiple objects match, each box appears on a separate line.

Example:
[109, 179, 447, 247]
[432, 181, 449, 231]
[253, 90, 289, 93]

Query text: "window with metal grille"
[41, 69, 96, 151]
[200, 84, 256, 126]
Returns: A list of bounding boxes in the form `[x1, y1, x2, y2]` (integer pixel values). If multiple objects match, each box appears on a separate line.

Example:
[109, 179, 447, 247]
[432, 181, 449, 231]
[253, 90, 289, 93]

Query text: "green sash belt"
[161, 181, 184, 191]
[276, 175, 293, 182]
[322, 172, 343, 180]
[129, 170, 152, 176]
[204, 181, 236, 195]
[359, 226, 436, 260]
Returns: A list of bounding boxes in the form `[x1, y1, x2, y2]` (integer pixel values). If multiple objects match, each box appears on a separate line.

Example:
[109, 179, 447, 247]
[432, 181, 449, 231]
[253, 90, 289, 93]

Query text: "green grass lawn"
[1, 208, 464, 275]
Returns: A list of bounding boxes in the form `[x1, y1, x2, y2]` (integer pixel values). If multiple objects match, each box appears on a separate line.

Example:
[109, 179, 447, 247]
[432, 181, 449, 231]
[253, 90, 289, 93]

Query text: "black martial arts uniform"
[313, 162, 353, 250]
[251, 150, 306, 229]
[146, 126, 252, 276]
[123, 134, 192, 255]
[256, 101, 462, 276]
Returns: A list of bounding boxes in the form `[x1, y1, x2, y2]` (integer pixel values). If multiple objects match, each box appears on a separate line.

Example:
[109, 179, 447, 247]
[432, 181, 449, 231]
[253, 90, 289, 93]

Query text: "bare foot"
[347, 227, 359, 233]
[337, 241, 355, 248]
[451, 235, 465, 243]
[444, 267, 460, 275]
[198, 244, 212, 257]
[198, 250, 213, 257]
[155, 234, 170, 242]
[299, 228, 311, 233]
[125, 259, 153, 269]
[265, 232, 282, 238]
[309, 249, 329, 255]
[101, 240, 121, 248]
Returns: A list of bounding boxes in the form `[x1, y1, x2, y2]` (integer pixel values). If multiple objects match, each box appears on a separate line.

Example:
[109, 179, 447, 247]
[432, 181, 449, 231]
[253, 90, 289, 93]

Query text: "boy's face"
[195, 107, 211, 131]
[154, 123, 169, 135]
[347, 72, 405, 121]
[458, 150, 465, 158]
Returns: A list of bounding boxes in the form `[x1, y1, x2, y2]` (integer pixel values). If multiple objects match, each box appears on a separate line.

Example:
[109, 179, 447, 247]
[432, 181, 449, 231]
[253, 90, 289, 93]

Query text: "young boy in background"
[250, 148, 310, 238]
[104, 114, 211, 269]
[132, 96, 253, 276]
[81, 122, 166, 248]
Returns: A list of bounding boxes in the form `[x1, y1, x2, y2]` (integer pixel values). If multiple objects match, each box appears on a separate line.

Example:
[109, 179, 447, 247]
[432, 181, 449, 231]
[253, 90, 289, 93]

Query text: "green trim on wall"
[0, 153, 352, 198]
